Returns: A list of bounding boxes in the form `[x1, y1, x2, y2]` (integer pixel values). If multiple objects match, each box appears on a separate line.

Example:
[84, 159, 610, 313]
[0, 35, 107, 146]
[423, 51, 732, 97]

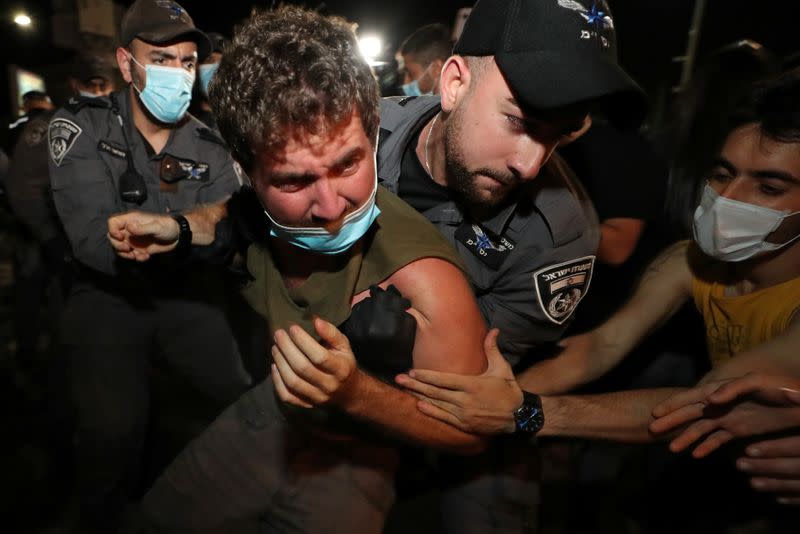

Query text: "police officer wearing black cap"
[287, 0, 644, 531]
[191, 31, 227, 130]
[47, 0, 251, 530]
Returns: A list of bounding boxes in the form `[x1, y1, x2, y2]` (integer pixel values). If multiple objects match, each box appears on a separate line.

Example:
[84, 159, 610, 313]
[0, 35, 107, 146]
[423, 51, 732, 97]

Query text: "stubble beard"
[442, 107, 516, 210]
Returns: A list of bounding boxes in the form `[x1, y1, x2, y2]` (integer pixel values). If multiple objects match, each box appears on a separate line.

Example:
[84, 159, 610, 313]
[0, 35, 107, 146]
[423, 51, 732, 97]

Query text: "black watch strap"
[171, 213, 193, 257]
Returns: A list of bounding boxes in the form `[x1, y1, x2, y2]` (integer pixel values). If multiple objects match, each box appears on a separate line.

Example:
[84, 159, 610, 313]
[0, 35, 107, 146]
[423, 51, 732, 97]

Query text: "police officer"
[191, 31, 227, 130]
[47, 0, 251, 530]
[5, 53, 113, 368]
[374, 0, 644, 530]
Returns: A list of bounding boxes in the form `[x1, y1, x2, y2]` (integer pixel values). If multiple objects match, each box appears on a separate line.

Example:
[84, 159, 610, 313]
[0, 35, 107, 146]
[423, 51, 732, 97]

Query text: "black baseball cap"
[454, 0, 646, 128]
[72, 52, 114, 83]
[206, 32, 228, 55]
[121, 0, 211, 60]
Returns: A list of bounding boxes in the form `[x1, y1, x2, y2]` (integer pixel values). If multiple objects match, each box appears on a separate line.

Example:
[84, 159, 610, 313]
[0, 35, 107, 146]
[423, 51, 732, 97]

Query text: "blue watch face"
[515, 405, 544, 433]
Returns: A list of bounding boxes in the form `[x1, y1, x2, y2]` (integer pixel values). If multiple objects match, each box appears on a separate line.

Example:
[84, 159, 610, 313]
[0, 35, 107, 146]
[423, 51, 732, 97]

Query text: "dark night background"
[1, 1, 799, 124]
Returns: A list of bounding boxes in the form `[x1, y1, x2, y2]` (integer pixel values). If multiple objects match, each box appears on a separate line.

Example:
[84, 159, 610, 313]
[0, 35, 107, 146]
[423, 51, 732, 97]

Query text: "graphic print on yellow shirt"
[692, 268, 800, 366]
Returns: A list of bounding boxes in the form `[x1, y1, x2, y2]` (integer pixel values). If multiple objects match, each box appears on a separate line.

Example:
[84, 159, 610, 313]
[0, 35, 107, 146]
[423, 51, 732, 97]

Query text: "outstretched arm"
[518, 240, 693, 395]
[108, 200, 229, 261]
[393, 241, 695, 441]
[650, 372, 800, 506]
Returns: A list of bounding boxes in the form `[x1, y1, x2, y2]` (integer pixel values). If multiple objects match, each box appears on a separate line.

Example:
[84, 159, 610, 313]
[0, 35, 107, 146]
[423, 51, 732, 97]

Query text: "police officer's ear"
[116, 46, 135, 84]
[439, 55, 472, 113]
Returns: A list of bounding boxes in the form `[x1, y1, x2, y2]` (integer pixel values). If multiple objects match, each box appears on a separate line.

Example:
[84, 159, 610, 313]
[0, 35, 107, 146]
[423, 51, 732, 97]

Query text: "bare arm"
[539, 388, 685, 442]
[519, 240, 694, 395]
[108, 200, 229, 261]
[272, 258, 490, 454]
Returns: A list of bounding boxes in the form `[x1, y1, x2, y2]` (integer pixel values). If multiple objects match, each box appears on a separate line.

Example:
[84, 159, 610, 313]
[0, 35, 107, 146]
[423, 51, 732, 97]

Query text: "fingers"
[649, 402, 707, 435]
[783, 388, 800, 405]
[749, 476, 800, 495]
[394, 373, 463, 404]
[285, 324, 334, 368]
[706, 373, 761, 405]
[666, 418, 719, 453]
[483, 329, 514, 379]
[416, 400, 468, 432]
[107, 216, 128, 240]
[402, 368, 473, 391]
[690, 429, 735, 458]
[271, 341, 333, 405]
[271, 363, 313, 409]
[738, 456, 800, 479]
[652, 384, 715, 418]
[746, 435, 800, 458]
[313, 317, 352, 353]
[776, 495, 800, 506]
[708, 374, 799, 406]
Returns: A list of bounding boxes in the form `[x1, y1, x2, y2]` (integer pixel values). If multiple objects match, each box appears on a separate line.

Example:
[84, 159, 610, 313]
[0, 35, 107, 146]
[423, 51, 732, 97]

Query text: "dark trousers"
[61, 283, 252, 532]
[141, 379, 398, 534]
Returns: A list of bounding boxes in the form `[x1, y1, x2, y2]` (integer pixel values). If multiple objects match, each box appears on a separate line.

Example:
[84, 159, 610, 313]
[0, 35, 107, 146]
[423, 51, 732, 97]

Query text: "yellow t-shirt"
[693, 270, 800, 366]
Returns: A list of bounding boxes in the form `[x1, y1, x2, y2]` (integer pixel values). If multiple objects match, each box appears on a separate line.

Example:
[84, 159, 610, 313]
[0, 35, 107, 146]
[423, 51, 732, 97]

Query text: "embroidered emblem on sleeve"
[533, 255, 596, 324]
[48, 118, 83, 166]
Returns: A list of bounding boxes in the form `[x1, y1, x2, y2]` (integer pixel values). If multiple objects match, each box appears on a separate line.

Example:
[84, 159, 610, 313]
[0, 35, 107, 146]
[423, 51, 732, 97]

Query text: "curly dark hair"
[208, 5, 380, 172]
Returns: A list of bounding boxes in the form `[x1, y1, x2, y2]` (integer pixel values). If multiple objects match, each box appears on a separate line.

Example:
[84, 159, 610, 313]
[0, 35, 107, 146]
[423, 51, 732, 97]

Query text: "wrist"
[331, 367, 364, 410]
[511, 390, 544, 436]
[171, 213, 193, 256]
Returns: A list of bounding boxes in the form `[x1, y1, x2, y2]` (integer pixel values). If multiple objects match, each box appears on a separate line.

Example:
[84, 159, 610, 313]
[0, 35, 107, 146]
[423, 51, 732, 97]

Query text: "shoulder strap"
[196, 127, 228, 148]
[63, 95, 112, 115]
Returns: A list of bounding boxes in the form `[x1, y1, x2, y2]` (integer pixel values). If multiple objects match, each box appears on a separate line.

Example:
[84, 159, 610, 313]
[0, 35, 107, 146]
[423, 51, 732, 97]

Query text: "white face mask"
[693, 183, 800, 262]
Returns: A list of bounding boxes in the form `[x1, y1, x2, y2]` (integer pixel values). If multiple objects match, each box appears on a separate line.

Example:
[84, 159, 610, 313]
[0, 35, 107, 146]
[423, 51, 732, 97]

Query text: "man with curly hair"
[113, 6, 490, 532]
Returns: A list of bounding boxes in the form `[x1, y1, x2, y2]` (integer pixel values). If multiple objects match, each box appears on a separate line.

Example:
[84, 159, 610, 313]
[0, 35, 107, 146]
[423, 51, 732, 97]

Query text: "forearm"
[539, 388, 685, 443]
[184, 201, 229, 246]
[518, 348, 601, 395]
[518, 330, 628, 395]
[338, 370, 487, 455]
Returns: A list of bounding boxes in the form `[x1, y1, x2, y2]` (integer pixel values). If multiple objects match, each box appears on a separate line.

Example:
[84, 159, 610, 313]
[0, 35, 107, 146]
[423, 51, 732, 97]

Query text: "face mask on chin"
[262, 144, 381, 255]
[692, 183, 800, 262]
[129, 54, 194, 124]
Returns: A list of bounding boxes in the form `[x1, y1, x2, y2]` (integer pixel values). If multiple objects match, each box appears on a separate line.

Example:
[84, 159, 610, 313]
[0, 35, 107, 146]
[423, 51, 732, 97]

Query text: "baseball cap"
[72, 52, 114, 83]
[206, 32, 228, 55]
[454, 0, 646, 128]
[120, 0, 211, 60]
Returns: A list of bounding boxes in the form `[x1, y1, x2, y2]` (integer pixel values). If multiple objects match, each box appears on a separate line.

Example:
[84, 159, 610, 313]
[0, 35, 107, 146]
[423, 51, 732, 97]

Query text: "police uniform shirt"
[5, 109, 61, 244]
[47, 89, 241, 277]
[379, 96, 600, 367]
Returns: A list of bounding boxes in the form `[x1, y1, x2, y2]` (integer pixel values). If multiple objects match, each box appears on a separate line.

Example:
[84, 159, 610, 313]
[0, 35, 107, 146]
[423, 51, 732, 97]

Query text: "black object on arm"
[171, 213, 192, 258]
[339, 284, 417, 383]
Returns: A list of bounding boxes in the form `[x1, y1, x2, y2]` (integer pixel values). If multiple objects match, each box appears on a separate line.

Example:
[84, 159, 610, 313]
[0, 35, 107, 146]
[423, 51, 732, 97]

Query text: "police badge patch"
[533, 256, 595, 324]
[49, 119, 83, 166]
[455, 221, 516, 270]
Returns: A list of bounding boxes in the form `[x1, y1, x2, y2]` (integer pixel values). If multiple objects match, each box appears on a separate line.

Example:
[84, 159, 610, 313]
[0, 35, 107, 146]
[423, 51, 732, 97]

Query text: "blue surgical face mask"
[198, 63, 219, 96]
[401, 62, 435, 97]
[401, 79, 423, 97]
[263, 149, 381, 255]
[130, 55, 194, 123]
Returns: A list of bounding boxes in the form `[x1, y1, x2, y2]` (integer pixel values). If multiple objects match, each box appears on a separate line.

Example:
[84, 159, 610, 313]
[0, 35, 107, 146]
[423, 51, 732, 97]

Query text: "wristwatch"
[513, 391, 544, 435]
[171, 213, 193, 257]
